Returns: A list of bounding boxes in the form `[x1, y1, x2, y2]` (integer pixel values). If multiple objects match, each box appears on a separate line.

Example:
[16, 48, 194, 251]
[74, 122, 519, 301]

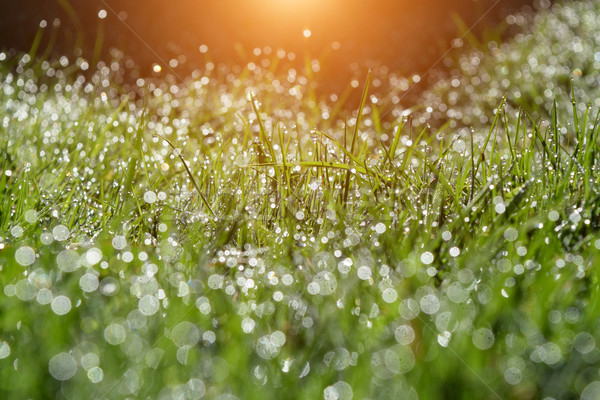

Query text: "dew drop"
[15, 246, 36, 266]
[112, 235, 127, 250]
[52, 225, 70, 241]
[420, 251, 434, 265]
[144, 190, 157, 204]
[0, 341, 10, 359]
[395, 325, 415, 345]
[171, 321, 200, 348]
[49, 352, 77, 381]
[581, 381, 600, 400]
[104, 323, 127, 345]
[437, 331, 451, 347]
[57, 249, 80, 272]
[382, 288, 398, 303]
[51, 295, 72, 315]
[87, 366, 104, 383]
[36, 288, 53, 305]
[472, 328, 495, 350]
[138, 295, 160, 316]
[79, 273, 99, 292]
[503, 227, 518, 242]
[419, 294, 440, 314]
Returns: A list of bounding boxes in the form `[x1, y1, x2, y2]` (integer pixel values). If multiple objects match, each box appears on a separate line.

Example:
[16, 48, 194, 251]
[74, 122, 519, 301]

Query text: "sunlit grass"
[1, 1, 600, 399]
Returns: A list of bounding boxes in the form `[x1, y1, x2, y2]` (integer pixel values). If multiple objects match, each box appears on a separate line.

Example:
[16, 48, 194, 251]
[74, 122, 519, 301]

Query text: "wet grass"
[1, 1, 600, 399]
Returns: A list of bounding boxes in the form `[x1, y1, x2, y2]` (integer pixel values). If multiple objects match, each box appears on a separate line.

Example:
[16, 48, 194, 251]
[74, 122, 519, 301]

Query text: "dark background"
[0, 0, 545, 88]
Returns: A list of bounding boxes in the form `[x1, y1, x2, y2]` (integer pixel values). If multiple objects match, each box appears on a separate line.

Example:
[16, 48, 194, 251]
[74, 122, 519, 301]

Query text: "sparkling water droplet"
[57, 249, 80, 272]
[87, 366, 104, 383]
[186, 378, 206, 399]
[504, 367, 522, 385]
[420, 294, 440, 314]
[420, 251, 434, 265]
[144, 190, 157, 204]
[79, 273, 99, 292]
[271, 331, 286, 347]
[242, 317, 256, 333]
[503, 227, 518, 242]
[51, 295, 72, 315]
[395, 325, 415, 345]
[472, 328, 495, 350]
[574, 332, 596, 354]
[85, 248, 102, 265]
[52, 225, 70, 241]
[171, 321, 200, 348]
[11, 226, 24, 238]
[24, 209, 38, 223]
[582, 381, 600, 400]
[375, 222, 386, 234]
[384, 344, 415, 374]
[138, 295, 160, 315]
[49, 352, 77, 380]
[437, 331, 451, 347]
[382, 288, 398, 303]
[112, 235, 127, 250]
[40, 232, 54, 245]
[0, 341, 10, 359]
[15, 246, 36, 266]
[104, 323, 127, 345]
[399, 298, 420, 320]
[314, 271, 337, 295]
[36, 288, 53, 305]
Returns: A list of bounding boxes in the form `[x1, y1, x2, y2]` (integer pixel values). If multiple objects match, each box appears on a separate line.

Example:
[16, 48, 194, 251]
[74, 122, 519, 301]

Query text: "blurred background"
[0, 0, 546, 89]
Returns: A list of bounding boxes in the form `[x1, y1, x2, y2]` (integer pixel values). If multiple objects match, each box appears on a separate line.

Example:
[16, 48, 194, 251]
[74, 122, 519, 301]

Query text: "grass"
[1, 1, 600, 399]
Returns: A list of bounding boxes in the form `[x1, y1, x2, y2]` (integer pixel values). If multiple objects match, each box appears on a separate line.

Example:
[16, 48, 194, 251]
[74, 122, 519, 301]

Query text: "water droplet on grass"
[144, 190, 157, 204]
[104, 323, 127, 345]
[437, 331, 451, 347]
[11, 226, 24, 238]
[472, 328, 495, 350]
[375, 222, 386, 234]
[36, 288, 53, 304]
[384, 345, 415, 374]
[186, 378, 206, 399]
[574, 332, 596, 354]
[420, 252, 434, 265]
[80, 353, 99, 370]
[504, 367, 522, 385]
[15, 246, 35, 266]
[420, 294, 440, 314]
[112, 235, 127, 250]
[49, 352, 77, 380]
[399, 299, 420, 320]
[395, 325, 415, 345]
[503, 228, 518, 242]
[85, 248, 102, 265]
[271, 331, 286, 347]
[87, 366, 104, 383]
[382, 288, 398, 303]
[52, 225, 70, 241]
[138, 295, 160, 315]
[51, 295, 72, 315]
[172, 321, 200, 348]
[15, 279, 36, 300]
[40, 232, 54, 245]
[57, 249, 80, 272]
[0, 341, 10, 359]
[242, 317, 256, 333]
[314, 271, 337, 295]
[79, 273, 99, 292]
[24, 210, 38, 223]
